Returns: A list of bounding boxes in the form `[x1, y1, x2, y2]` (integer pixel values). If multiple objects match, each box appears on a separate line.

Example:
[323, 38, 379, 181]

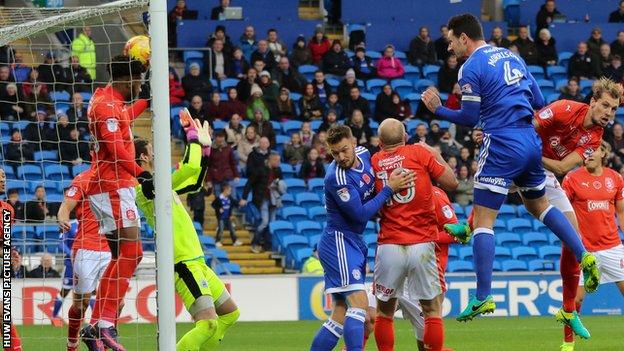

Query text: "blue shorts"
[474, 127, 546, 202]
[62, 258, 73, 290]
[318, 228, 367, 296]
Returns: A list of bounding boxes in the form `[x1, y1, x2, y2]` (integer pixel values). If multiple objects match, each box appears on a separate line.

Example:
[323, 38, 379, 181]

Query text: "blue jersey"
[59, 220, 78, 260]
[459, 45, 543, 132]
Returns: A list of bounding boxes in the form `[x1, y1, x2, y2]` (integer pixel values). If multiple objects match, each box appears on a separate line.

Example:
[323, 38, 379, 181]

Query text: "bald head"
[378, 118, 406, 148]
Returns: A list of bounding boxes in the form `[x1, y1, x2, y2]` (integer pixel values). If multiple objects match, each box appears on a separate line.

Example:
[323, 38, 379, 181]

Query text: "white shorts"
[89, 187, 141, 234]
[544, 170, 574, 213]
[397, 291, 425, 341]
[72, 249, 112, 294]
[580, 244, 624, 286]
[374, 243, 444, 302]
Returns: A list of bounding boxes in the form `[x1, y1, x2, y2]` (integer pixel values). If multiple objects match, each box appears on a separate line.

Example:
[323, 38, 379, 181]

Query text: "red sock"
[99, 241, 142, 324]
[6, 324, 22, 351]
[423, 317, 444, 351]
[560, 246, 580, 343]
[467, 210, 474, 230]
[90, 258, 118, 325]
[67, 305, 83, 345]
[374, 315, 394, 351]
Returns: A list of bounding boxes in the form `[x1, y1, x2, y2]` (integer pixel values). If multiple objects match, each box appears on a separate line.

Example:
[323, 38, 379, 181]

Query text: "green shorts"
[174, 258, 229, 316]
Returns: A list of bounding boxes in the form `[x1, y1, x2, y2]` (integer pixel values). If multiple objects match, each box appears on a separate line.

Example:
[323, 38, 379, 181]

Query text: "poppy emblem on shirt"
[337, 187, 350, 202]
[126, 209, 137, 220]
[362, 174, 371, 184]
[593, 181, 602, 190]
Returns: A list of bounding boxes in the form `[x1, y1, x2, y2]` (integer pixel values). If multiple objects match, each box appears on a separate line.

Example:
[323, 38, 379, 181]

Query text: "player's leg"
[214, 219, 224, 246]
[54, 259, 73, 319]
[310, 297, 346, 351]
[77, 249, 112, 351]
[225, 218, 239, 244]
[397, 295, 425, 350]
[344, 291, 369, 351]
[67, 292, 91, 351]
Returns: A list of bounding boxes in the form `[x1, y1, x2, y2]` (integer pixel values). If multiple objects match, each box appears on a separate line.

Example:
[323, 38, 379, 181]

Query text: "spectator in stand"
[283, 132, 308, 165]
[367, 135, 381, 155]
[312, 70, 332, 105]
[343, 86, 370, 123]
[208, 39, 229, 80]
[71, 27, 96, 80]
[391, 92, 412, 121]
[312, 130, 331, 163]
[24, 186, 50, 222]
[251, 40, 276, 72]
[429, 122, 445, 145]
[377, 44, 405, 80]
[611, 31, 624, 58]
[182, 62, 213, 102]
[55, 110, 73, 148]
[308, 28, 331, 65]
[374, 84, 394, 122]
[22, 69, 52, 120]
[437, 54, 459, 94]
[322, 40, 352, 77]
[407, 123, 434, 145]
[599, 44, 612, 71]
[299, 148, 325, 181]
[211, 183, 241, 247]
[513, 26, 539, 66]
[299, 82, 323, 121]
[536, 28, 558, 67]
[445, 83, 461, 110]
[66, 93, 88, 130]
[439, 130, 462, 159]
[603, 55, 624, 82]
[0, 65, 14, 97]
[610, 0, 624, 22]
[239, 25, 258, 61]
[205, 91, 229, 121]
[25, 110, 56, 152]
[609, 123, 624, 160]
[27, 253, 60, 278]
[249, 108, 275, 145]
[246, 136, 271, 177]
[299, 121, 315, 148]
[272, 57, 306, 95]
[225, 113, 244, 147]
[67, 55, 92, 93]
[319, 109, 339, 132]
[252, 56, 267, 75]
[336, 68, 358, 104]
[7, 189, 23, 220]
[0, 83, 23, 121]
[290, 35, 312, 68]
[5, 129, 33, 172]
[10, 247, 27, 279]
[272, 87, 296, 120]
[11, 52, 30, 83]
[38, 52, 69, 92]
[535, 0, 561, 36]
[188, 95, 208, 122]
[238, 125, 259, 169]
[236, 67, 258, 102]
[258, 71, 278, 104]
[167, 0, 191, 47]
[207, 130, 239, 198]
[348, 109, 373, 147]
[323, 92, 342, 119]
[435, 25, 450, 63]
[225, 87, 247, 117]
[408, 26, 437, 66]
[489, 26, 511, 48]
[587, 27, 607, 58]
[206, 25, 233, 58]
[352, 47, 376, 80]
[458, 147, 473, 169]
[508, 43, 520, 55]
[169, 68, 185, 106]
[267, 28, 287, 64]
[568, 41, 601, 79]
[454, 165, 474, 206]
[246, 84, 270, 121]
[60, 128, 90, 169]
[210, 0, 229, 20]
[227, 47, 249, 79]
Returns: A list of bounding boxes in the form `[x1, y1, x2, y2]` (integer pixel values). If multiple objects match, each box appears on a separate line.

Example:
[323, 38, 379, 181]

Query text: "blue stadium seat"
[281, 234, 309, 254]
[394, 50, 408, 65]
[539, 245, 561, 261]
[493, 219, 507, 233]
[206, 249, 229, 263]
[33, 150, 58, 162]
[284, 178, 307, 195]
[17, 164, 42, 181]
[219, 78, 240, 92]
[280, 163, 296, 179]
[310, 120, 322, 131]
[405, 93, 422, 112]
[183, 50, 203, 62]
[366, 50, 381, 59]
[44, 164, 70, 181]
[507, 218, 532, 233]
[193, 221, 203, 234]
[498, 204, 517, 220]
[548, 233, 561, 246]
[281, 206, 308, 223]
[295, 192, 321, 209]
[366, 78, 387, 95]
[37, 225, 59, 241]
[527, 65, 545, 80]
[580, 79, 594, 95]
[50, 90, 70, 102]
[546, 65, 567, 81]
[516, 205, 532, 219]
[558, 51, 573, 68]
[459, 246, 473, 261]
[281, 193, 295, 207]
[414, 79, 436, 93]
[213, 120, 227, 131]
[307, 177, 324, 192]
[291, 92, 303, 102]
[214, 262, 242, 275]
[554, 78, 568, 91]
[198, 236, 216, 250]
[292, 247, 314, 270]
[390, 79, 414, 97]
[496, 232, 522, 248]
[452, 203, 465, 219]
[447, 260, 473, 273]
[546, 93, 560, 104]
[522, 232, 549, 248]
[282, 120, 303, 135]
[6, 180, 28, 196]
[296, 221, 322, 236]
[502, 259, 528, 272]
[326, 78, 340, 88]
[537, 79, 555, 96]
[308, 234, 321, 248]
[404, 65, 420, 84]
[269, 221, 295, 237]
[532, 219, 551, 234]
[46, 193, 64, 202]
[422, 65, 440, 81]
[363, 234, 377, 247]
[308, 206, 327, 222]
[364, 221, 377, 236]
[79, 92, 92, 102]
[528, 259, 556, 271]
[495, 246, 512, 260]
[298, 64, 319, 81]
[72, 163, 90, 176]
[12, 225, 36, 240]
[512, 246, 539, 261]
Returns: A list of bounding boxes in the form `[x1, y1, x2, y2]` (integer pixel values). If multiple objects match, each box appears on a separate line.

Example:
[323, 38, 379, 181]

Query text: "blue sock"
[343, 308, 366, 351]
[310, 319, 342, 351]
[541, 206, 585, 261]
[52, 295, 63, 317]
[473, 228, 495, 301]
[89, 297, 96, 311]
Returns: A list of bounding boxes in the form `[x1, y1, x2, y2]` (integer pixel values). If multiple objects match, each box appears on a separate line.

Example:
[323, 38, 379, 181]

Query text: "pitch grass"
[17, 316, 623, 350]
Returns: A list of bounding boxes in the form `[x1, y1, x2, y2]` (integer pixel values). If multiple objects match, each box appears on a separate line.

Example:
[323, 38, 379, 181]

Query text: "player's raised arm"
[422, 86, 480, 127]
[527, 71, 545, 110]
[542, 153, 584, 177]
[418, 142, 459, 191]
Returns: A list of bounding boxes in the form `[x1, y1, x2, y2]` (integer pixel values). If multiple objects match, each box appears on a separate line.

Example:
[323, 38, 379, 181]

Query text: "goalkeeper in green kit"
[134, 108, 239, 351]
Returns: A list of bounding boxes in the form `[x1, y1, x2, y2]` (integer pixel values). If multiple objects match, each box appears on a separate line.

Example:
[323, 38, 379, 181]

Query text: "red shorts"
[89, 187, 140, 234]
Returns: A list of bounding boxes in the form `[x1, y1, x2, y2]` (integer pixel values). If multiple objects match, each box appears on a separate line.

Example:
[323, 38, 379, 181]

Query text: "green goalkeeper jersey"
[135, 142, 207, 263]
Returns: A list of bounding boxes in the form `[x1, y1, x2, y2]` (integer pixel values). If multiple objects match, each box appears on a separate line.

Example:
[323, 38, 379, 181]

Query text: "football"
[124, 35, 151, 66]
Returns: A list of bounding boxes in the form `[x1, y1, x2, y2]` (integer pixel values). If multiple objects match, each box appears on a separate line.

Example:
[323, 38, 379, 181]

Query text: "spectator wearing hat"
[438, 55, 460, 94]
[290, 35, 312, 68]
[245, 84, 270, 120]
[249, 108, 276, 146]
[308, 28, 331, 65]
[25, 110, 56, 151]
[603, 55, 624, 82]
[343, 86, 371, 124]
[299, 82, 323, 121]
[224, 87, 247, 118]
[169, 68, 185, 106]
[408, 26, 437, 66]
[536, 28, 558, 67]
[210, 0, 229, 20]
[239, 25, 258, 62]
[226, 47, 249, 79]
[258, 70, 279, 104]
[352, 47, 376, 80]
[312, 70, 332, 105]
[0, 83, 23, 121]
[182, 62, 213, 102]
[267, 28, 287, 64]
[5, 129, 34, 173]
[236, 67, 258, 102]
[377, 44, 405, 80]
[272, 87, 297, 120]
[587, 27, 607, 58]
[336, 68, 358, 105]
[251, 40, 276, 72]
[71, 27, 96, 79]
[322, 40, 352, 77]
[272, 57, 306, 94]
[205, 91, 229, 121]
[10, 247, 28, 279]
[206, 25, 234, 58]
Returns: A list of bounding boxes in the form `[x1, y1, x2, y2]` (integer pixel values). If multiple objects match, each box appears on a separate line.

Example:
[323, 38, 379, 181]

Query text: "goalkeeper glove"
[137, 170, 155, 200]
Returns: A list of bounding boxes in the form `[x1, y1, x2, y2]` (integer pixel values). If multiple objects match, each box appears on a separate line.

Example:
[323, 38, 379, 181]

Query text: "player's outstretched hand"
[194, 118, 212, 147]
[58, 218, 71, 233]
[387, 168, 414, 192]
[421, 87, 442, 113]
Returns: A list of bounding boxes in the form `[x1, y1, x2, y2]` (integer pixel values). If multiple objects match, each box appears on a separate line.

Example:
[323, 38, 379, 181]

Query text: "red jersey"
[432, 187, 458, 273]
[65, 169, 109, 252]
[372, 144, 446, 245]
[87, 85, 147, 194]
[535, 100, 603, 161]
[562, 167, 624, 252]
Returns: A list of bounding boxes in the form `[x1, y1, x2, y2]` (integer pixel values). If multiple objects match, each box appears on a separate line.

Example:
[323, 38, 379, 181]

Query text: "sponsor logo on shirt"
[377, 155, 405, 168]
[578, 134, 591, 146]
[476, 176, 508, 188]
[587, 200, 609, 211]
[362, 173, 371, 185]
[539, 108, 553, 120]
[337, 187, 350, 202]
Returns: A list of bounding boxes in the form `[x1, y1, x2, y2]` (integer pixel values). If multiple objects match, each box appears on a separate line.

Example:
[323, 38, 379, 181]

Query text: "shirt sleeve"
[574, 133, 601, 160]
[561, 174, 575, 201]
[327, 178, 393, 223]
[616, 173, 624, 202]
[64, 184, 84, 202]
[458, 62, 481, 104]
[534, 102, 560, 130]
[418, 145, 446, 179]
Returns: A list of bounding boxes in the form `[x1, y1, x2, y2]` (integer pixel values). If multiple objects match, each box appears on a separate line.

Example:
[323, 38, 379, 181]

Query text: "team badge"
[66, 186, 78, 197]
[606, 177, 614, 191]
[126, 209, 137, 220]
[362, 173, 371, 184]
[538, 108, 553, 120]
[337, 187, 350, 202]
[592, 181, 602, 190]
[442, 205, 454, 219]
[352, 269, 361, 280]
[583, 148, 595, 158]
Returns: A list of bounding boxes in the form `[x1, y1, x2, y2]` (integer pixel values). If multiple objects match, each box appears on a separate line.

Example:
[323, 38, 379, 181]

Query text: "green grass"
[17, 316, 623, 350]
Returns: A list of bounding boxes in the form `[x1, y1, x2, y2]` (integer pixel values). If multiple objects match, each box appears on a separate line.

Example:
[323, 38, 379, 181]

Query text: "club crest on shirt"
[126, 209, 137, 220]
[337, 187, 350, 202]
[593, 181, 602, 190]
[442, 205, 454, 219]
[362, 173, 371, 184]
[583, 148, 595, 159]
[352, 268, 361, 280]
[538, 108, 553, 120]
[605, 177, 614, 191]
[106, 118, 119, 132]
[66, 186, 78, 197]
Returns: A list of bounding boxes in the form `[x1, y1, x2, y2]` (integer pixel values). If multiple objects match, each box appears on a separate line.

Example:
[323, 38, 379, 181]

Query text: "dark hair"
[222, 183, 232, 190]
[215, 25, 226, 33]
[447, 13, 484, 41]
[314, 69, 323, 75]
[8, 188, 18, 196]
[35, 185, 44, 192]
[215, 130, 227, 138]
[108, 55, 145, 80]
[134, 139, 150, 166]
[327, 125, 353, 145]
[267, 28, 277, 34]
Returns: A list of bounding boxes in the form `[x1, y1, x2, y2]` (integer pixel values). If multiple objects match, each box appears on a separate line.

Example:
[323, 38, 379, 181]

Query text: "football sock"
[541, 206, 585, 261]
[52, 294, 63, 317]
[88, 297, 96, 311]
[423, 316, 444, 351]
[310, 319, 343, 351]
[564, 302, 583, 343]
[199, 308, 240, 350]
[561, 246, 581, 312]
[90, 258, 117, 325]
[67, 305, 83, 345]
[374, 315, 395, 351]
[344, 308, 366, 351]
[177, 319, 218, 351]
[473, 228, 495, 301]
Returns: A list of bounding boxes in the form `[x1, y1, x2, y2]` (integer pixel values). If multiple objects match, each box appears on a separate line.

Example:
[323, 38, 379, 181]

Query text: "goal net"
[0, 0, 174, 349]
